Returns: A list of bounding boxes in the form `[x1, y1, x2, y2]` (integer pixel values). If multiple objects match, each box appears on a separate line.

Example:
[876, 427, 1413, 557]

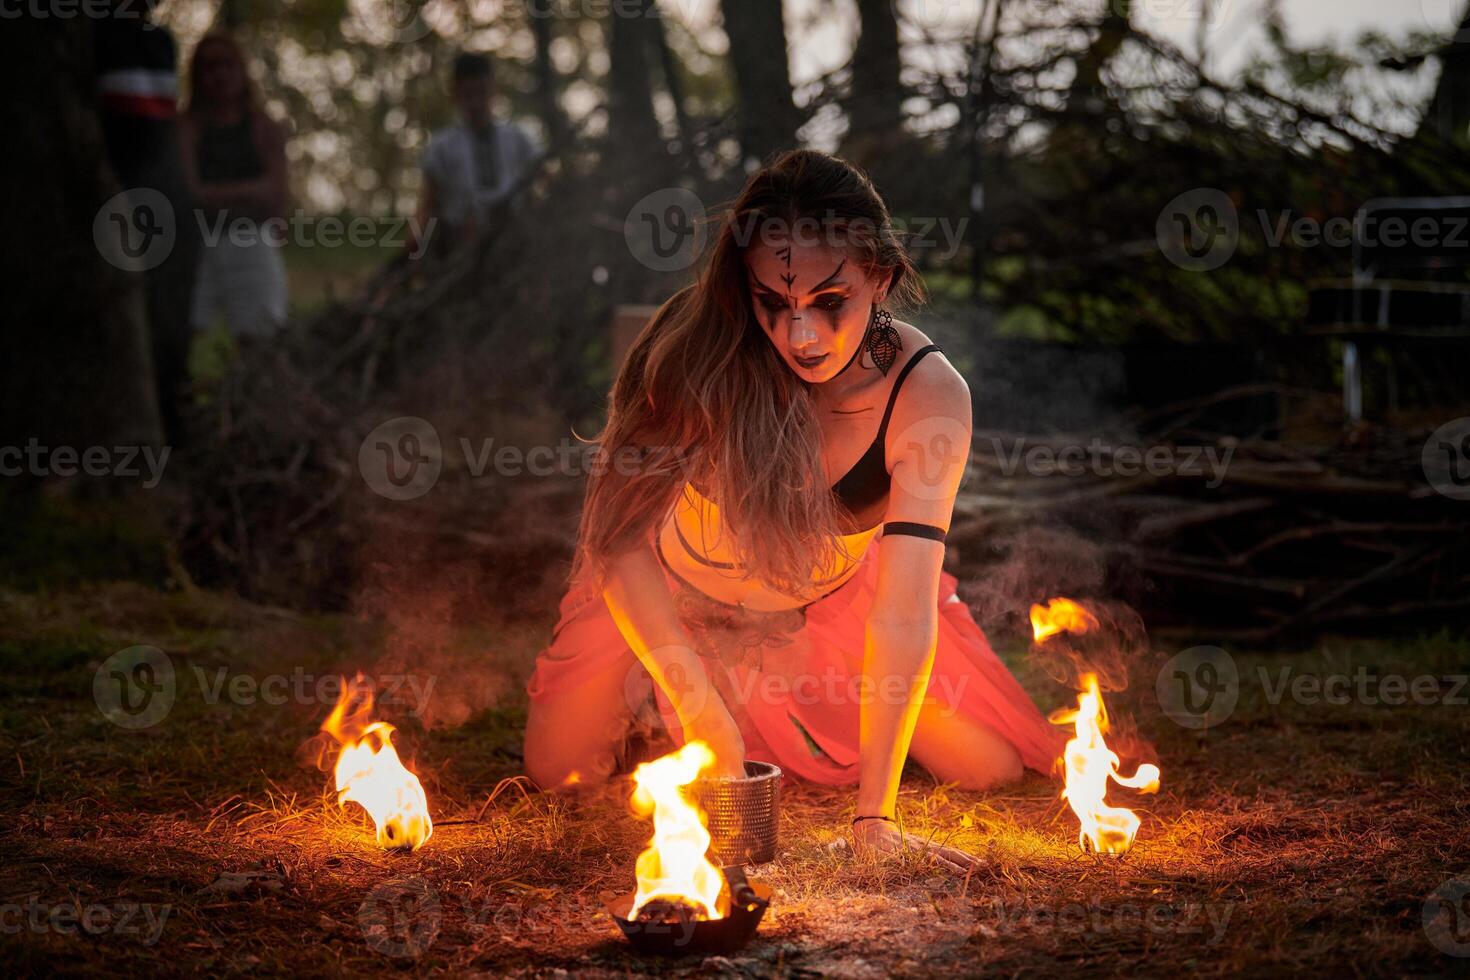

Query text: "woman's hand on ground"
[850, 817, 983, 875]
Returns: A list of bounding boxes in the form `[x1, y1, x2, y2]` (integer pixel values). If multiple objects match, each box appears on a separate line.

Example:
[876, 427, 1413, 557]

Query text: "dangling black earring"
[865, 306, 901, 376]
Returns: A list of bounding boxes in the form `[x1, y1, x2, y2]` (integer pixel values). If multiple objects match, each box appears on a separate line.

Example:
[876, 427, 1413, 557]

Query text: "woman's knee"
[523, 732, 619, 792]
[910, 705, 1025, 791]
[522, 681, 636, 792]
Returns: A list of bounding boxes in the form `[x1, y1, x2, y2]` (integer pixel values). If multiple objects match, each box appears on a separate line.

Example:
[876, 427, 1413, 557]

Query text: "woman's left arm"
[854, 356, 974, 846]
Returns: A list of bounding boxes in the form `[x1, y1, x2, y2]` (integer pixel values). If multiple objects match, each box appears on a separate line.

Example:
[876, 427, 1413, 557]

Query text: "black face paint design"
[749, 256, 853, 341]
[775, 245, 797, 317]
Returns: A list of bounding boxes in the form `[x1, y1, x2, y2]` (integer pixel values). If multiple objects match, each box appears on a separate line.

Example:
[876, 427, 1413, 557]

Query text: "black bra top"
[830, 344, 943, 530]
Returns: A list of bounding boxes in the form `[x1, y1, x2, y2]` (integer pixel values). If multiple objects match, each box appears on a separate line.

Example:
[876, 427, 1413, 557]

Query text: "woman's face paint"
[744, 240, 889, 384]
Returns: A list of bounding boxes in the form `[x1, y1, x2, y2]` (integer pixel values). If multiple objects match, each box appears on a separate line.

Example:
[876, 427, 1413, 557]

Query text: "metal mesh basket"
[685, 760, 782, 866]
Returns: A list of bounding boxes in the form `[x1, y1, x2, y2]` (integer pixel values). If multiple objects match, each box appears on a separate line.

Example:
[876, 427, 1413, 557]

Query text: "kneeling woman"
[525, 150, 1060, 867]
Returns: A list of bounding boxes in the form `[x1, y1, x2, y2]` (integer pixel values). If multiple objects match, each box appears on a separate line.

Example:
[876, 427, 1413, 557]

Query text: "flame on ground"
[1031, 599, 1161, 855]
[321, 676, 433, 852]
[628, 741, 725, 921]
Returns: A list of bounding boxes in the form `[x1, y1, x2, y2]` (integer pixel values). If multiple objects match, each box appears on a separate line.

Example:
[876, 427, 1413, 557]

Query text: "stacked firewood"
[947, 387, 1470, 641]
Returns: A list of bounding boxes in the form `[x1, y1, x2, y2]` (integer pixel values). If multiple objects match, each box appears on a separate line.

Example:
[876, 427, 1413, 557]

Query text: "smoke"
[956, 523, 1157, 761]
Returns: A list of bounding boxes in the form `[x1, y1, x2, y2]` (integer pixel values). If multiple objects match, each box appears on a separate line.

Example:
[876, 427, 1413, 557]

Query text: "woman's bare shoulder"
[889, 318, 970, 417]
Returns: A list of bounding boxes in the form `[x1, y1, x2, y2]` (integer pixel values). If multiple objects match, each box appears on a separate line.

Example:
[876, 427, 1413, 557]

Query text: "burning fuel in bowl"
[607, 743, 780, 956]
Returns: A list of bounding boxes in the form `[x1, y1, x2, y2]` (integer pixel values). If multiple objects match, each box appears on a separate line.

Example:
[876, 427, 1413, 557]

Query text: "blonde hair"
[575, 149, 925, 594]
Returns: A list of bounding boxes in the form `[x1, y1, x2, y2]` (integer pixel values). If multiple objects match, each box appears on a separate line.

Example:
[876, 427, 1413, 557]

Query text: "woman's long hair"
[575, 149, 926, 595]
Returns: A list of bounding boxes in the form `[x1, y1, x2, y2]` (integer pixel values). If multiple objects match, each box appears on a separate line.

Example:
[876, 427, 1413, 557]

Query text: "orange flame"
[1030, 597, 1100, 643]
[628, 741, 725, 921]
[1031, 599, 1160, 855]
[1048, 673, 1160, 854]
[321, 676, 433, 852]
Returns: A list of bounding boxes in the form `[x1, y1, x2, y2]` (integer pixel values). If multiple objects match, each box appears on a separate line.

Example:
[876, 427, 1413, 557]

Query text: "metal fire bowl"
[685, 760, 782, 866]
[607, 867, 772, 957]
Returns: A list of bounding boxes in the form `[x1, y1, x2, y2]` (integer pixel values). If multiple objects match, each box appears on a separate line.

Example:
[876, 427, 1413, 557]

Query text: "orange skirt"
[525, 536, 1063, 785]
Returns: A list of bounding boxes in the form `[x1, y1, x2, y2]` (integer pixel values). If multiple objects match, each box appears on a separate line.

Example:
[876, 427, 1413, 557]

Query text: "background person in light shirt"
[410, 53, 540, 259]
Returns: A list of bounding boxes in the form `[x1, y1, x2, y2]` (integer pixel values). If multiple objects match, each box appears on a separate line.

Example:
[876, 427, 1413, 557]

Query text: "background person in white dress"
[178, 34, 290, 338]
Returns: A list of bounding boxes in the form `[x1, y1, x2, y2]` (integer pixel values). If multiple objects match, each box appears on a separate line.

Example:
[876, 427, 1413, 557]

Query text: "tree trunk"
[0, 15, 162, 454]
[845, 0, 903, 160]
[1069, 4, 1132, 113]
[1420, 5, 1470, 148]
[607, 0, 663, 169]
[651, 8, 693, 169]
[530, 8, 568, 153]
[719, 0, 801, 165]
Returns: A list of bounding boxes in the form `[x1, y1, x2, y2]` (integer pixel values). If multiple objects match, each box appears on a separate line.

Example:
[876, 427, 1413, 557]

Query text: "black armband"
[882, 521, 947, 543]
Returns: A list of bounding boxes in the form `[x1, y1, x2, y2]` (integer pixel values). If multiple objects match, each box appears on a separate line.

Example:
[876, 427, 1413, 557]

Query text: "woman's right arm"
[601, 543, 746, 777]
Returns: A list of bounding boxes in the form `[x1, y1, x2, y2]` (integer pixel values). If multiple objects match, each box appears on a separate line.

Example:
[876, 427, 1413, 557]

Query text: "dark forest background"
[4, 0, 1469, 636]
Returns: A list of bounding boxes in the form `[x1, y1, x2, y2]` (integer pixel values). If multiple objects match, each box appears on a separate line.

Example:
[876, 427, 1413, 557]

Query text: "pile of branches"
[175, 146, 628, 610]
[948, 386, 1470, 642]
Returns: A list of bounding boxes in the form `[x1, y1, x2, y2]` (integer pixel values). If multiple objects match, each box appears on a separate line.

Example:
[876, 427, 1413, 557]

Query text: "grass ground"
[1, 581, 1468, 977]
